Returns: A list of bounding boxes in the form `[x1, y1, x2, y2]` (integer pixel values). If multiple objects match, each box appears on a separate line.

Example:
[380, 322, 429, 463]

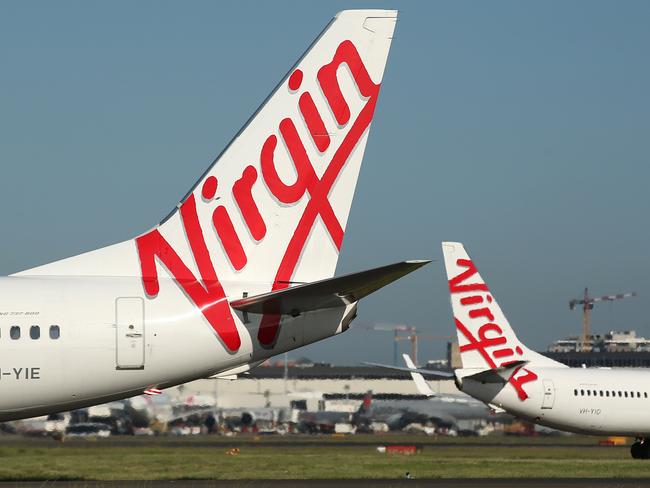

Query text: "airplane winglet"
[402, 354, 436, 397]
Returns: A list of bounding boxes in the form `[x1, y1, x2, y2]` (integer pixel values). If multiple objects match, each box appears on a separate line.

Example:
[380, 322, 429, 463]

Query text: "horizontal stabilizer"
[230, 260, 429, 315]
[463, 360, 528, 384]
[487, 403, 506, 414]
[207, 360, 263, 380]
[362, 362, 454, 380]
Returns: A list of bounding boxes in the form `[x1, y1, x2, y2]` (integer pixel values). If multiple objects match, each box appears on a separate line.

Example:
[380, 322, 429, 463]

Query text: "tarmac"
[0, 480, 648, 488]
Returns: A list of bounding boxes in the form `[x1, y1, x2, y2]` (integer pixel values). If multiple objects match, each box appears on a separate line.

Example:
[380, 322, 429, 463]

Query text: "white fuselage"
[460, 367, 650, 436]
[0, 276, 352, 421]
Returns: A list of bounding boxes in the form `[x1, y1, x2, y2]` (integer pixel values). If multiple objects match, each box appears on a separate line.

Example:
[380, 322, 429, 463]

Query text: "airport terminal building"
[545, 330, 650, 368]
[179, 333, 650, 409]
[180, 362, 460, 410]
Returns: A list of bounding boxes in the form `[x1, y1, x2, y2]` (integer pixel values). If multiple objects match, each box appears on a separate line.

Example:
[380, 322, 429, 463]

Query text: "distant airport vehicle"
[297, 391, 373, 434]
[15, 412, 69, 437]
[0, 10, 429, 422]
[441, 242, 649, 458]
[218, 406, 288, 434]
[363, 354, 496, 430]
[65, 423, 112, 438]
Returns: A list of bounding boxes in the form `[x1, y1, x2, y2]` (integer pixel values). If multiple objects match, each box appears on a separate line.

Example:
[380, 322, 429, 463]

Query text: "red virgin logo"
[136, 40, 382, 353]
[449, 258, 538, 400]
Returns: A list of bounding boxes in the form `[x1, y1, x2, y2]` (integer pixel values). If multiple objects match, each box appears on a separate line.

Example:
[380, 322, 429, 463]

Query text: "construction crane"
[360, 324, 451, 365]
[569, 288, 637, 352]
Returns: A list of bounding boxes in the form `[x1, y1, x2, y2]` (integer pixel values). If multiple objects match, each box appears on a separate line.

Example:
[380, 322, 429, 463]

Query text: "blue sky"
[1, 1, 648, 364]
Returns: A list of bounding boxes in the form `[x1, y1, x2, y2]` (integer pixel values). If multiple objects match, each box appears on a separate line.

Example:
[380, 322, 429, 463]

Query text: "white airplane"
[0, 10, 430, 422]
[441, 242, 649, 458]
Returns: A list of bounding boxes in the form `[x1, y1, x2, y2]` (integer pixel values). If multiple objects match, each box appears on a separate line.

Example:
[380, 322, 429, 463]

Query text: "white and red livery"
[0, 10, 429, 422]
[443, 242, 650, 459]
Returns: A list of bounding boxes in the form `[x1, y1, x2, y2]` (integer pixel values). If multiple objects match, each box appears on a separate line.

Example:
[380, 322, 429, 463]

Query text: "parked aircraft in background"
[441, 242, 649, 458]
[296, 391, 373, 434]
[364, 354, 497, 431]
[0, 10, 430, 422]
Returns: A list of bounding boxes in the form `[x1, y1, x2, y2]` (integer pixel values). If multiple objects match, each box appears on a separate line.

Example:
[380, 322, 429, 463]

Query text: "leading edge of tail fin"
[442, 242, 564, 371]
[16, 10, 398, 286]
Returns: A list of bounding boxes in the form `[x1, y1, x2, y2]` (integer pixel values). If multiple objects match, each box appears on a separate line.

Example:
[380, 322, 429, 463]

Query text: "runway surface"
[0, 480, 648, 488]
[0, 435, 622, 450]
[31, 439, 621, 449]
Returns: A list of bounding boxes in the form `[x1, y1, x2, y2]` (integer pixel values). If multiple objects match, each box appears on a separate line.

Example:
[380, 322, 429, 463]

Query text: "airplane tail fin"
[442, 242, 564, 370]
[351, 390, 373, 426]
[15, 11, 399, 353]
[17, 10, 398, 289]
[358, 390, 373, 415]
[402, 354, 436, 397]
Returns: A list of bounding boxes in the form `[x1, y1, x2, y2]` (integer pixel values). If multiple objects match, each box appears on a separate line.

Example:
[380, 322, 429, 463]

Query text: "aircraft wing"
[362, 362, 454, 380]
[230, 260, 430, 315]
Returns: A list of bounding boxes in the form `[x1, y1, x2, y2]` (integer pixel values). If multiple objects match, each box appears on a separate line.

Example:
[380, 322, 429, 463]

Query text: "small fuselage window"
[30, 325, 40, 340]
[10, 326, 20, 340]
